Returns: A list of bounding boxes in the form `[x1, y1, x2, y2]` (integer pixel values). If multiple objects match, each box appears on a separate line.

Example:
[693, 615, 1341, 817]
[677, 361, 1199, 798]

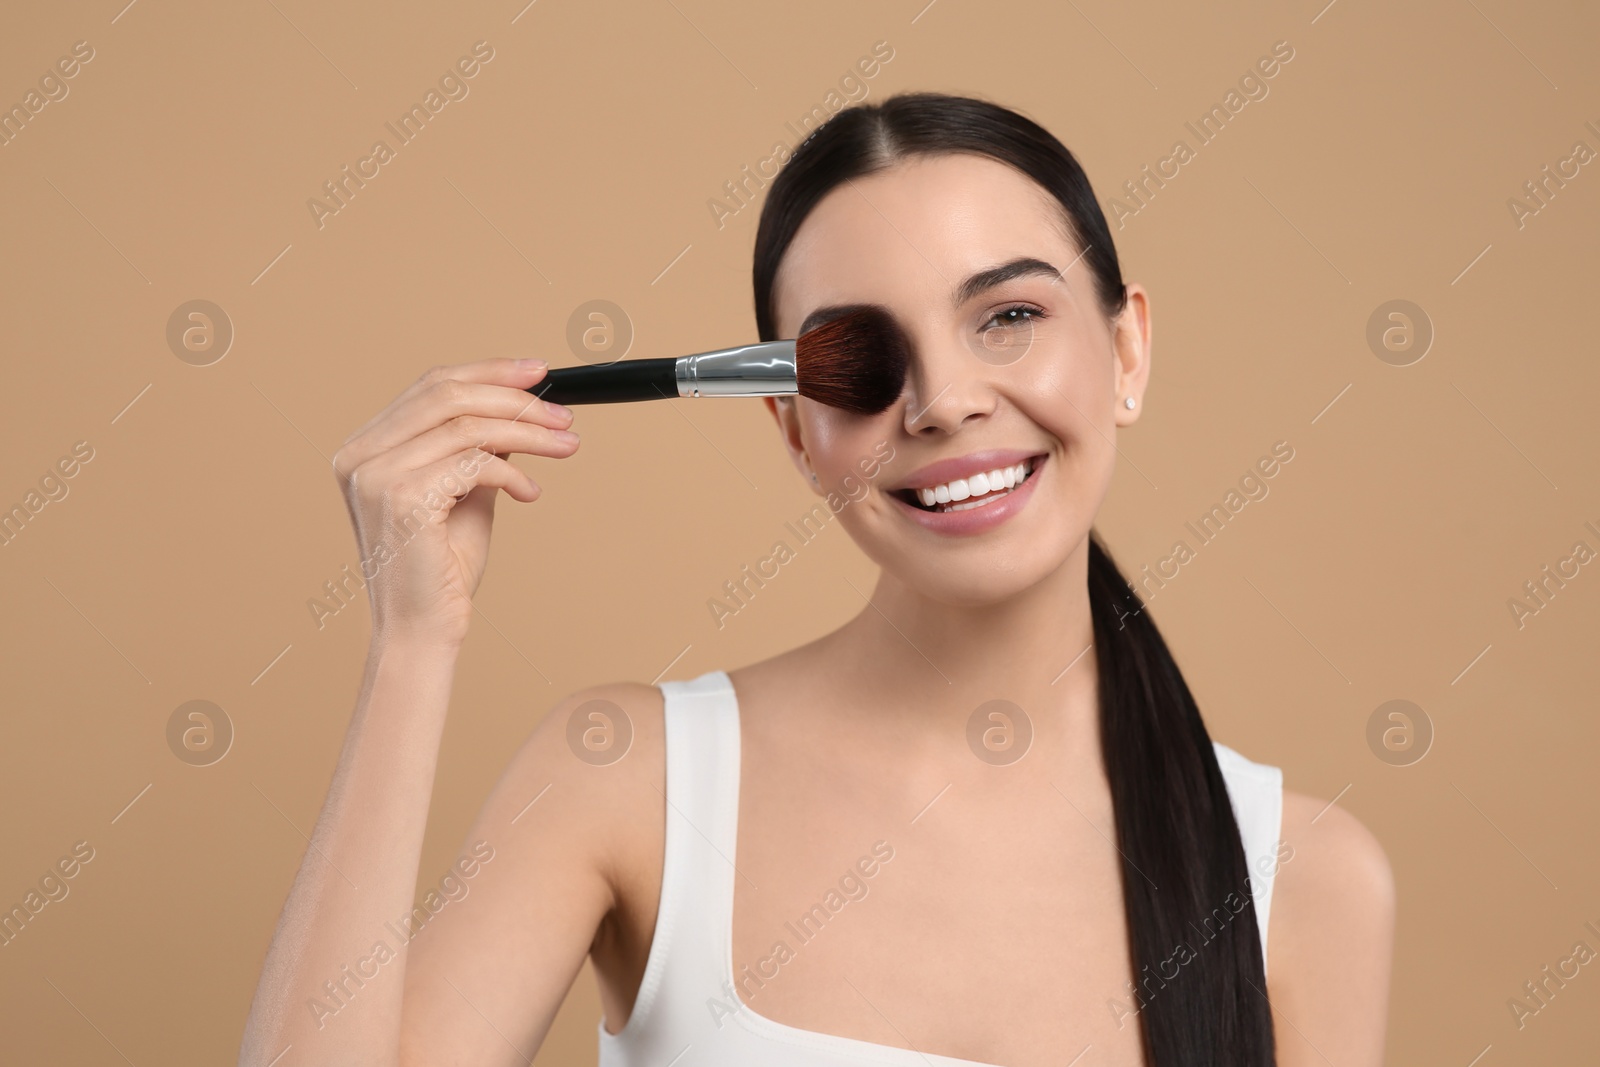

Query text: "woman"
[242, 92, 1395, 1067]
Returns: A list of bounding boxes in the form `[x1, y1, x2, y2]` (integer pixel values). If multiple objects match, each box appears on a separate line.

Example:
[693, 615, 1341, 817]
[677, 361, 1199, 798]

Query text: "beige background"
[1, 0, 1596, 1063]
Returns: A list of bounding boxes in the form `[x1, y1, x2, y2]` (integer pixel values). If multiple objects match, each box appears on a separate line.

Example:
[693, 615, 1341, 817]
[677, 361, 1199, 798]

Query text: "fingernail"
[546, 401, 572, 418]
[554, 429, 580, 444]
[519, 358, 547, 370]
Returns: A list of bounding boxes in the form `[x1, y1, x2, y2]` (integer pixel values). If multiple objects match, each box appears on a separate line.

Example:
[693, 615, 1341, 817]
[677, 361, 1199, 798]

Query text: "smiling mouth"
[891, 454, 1045, 514]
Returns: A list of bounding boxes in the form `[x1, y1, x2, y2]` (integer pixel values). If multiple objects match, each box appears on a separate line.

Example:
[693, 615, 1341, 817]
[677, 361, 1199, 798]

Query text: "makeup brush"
[527, 306, 909, 416]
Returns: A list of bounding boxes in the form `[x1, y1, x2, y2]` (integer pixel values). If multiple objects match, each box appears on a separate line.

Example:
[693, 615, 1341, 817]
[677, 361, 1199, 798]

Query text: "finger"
[340, 377, 572, 473]
[365, 414, 578, 479]
[336, 361, 550, 470]
[384, 450, 543, 529]
[430, 449, 542, 505]
[449, 478, 501, 552]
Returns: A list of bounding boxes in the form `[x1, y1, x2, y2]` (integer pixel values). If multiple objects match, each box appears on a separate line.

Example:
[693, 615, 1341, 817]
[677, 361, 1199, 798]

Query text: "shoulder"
[1266, 789, 1396, 1065]
[514, 679, 666, 765]
[398, 682, 667, 1060]
[502, 679, 666, 822]
[478, 680, 667, 898]
[495, 680, 664, 783]
[1274, 790, 1395, 931]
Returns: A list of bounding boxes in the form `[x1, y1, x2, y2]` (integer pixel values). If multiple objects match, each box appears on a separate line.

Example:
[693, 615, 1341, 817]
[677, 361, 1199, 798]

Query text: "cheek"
[1031, 322, 1117, 424]
[806, 411, 895, 483]
[1012, 334, 1121, 502]
[830, 488, 905, 573]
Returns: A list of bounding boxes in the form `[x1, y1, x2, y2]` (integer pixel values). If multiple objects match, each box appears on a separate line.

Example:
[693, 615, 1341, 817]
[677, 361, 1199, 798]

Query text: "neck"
[823, 535, 1103, 751]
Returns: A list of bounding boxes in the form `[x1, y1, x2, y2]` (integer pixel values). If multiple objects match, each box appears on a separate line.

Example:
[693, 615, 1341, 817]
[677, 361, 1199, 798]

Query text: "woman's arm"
[240, 636, 464, 1066]
[397, 680, 665, 1064]
[1267, 790, 1397, 1066]
[239, 358, 591, 1066]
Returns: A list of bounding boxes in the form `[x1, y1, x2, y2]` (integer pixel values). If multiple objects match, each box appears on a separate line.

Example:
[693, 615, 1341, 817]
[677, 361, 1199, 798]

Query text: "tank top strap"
[600, 668, 742, 1059]
[1211, 740, 1285, 978]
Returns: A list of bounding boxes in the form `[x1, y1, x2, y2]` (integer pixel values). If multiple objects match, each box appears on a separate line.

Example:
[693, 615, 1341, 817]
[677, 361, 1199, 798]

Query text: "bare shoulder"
[1276, 790, 1396, 922]
[491, 680, 666, 875]
[427, 676, 666, 920]
[400, 681, 666, 1061]
[1266, 790, 1396, 1066]
[505, 679, 665, 780]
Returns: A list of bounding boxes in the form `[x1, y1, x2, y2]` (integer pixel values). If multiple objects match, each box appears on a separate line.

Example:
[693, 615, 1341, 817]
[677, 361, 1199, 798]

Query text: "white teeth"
[907, 459, 1035, 513]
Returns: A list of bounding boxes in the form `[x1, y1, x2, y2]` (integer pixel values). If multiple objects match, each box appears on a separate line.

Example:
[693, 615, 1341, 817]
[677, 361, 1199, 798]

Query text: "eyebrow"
[795, 256, 1063, 337]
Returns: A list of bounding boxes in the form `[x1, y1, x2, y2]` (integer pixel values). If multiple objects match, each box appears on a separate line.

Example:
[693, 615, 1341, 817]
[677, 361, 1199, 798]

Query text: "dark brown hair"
[750, 91, 1276, 1065]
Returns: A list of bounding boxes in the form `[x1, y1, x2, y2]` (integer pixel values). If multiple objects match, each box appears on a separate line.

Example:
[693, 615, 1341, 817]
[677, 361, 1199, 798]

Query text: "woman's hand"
[330, 358, 577, 647]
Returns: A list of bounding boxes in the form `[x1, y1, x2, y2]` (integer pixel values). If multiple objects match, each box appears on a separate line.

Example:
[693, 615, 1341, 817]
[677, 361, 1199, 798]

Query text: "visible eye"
[981, 304, 1046, 331]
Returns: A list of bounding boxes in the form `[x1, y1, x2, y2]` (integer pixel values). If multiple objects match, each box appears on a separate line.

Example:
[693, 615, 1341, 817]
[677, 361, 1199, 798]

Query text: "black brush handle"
[527, 358, 679, 405]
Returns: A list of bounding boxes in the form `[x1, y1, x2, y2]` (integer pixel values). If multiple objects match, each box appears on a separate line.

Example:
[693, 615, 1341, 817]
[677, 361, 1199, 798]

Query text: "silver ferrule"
[674, 340, 798, 398]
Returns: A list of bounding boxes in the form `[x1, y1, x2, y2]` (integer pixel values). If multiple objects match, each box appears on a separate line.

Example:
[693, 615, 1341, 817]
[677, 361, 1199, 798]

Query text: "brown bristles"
[794, 306, 910, 415]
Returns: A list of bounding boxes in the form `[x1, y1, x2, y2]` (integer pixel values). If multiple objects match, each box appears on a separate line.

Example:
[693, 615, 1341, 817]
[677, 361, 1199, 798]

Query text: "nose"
[901, 329, 999, 436]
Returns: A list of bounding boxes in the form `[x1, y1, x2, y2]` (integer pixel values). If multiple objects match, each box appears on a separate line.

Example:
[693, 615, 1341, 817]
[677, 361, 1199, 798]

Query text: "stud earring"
[810, 471, 819, 483]
[1124, 396, 1136, 409]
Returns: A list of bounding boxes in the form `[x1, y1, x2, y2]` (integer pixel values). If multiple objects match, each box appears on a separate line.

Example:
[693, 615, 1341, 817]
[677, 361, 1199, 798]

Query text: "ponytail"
[1088, 532, 1276, 1062]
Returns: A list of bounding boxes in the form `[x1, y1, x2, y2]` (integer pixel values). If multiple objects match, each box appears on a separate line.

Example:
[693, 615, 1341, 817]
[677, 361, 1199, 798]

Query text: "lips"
[886, 451, 1049, 535]
[895, 457, 1036, 512]
[887, 449, 1048, 512]
[888, 448, 1046, 494]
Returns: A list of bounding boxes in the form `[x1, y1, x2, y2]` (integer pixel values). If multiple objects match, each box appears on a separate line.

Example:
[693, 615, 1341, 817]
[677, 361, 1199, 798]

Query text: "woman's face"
[768, 152, 1151, 607]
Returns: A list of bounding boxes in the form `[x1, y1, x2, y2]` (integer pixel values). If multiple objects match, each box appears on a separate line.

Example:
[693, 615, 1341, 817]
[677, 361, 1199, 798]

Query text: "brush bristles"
[794, 306, 910, 415]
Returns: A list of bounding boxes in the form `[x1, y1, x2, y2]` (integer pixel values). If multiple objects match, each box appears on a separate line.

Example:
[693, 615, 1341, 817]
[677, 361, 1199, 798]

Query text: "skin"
[240, 152, 1395, 1067]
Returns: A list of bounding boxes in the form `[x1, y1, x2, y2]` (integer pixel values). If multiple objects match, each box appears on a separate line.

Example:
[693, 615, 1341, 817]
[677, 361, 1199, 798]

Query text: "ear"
[763, 395, 821, 491]
[1111, 283, 1152, 426]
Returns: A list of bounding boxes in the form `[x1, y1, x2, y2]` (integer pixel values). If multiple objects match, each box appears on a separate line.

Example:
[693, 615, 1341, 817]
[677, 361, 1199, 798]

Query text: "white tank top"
[597, 668, 1285, 1067]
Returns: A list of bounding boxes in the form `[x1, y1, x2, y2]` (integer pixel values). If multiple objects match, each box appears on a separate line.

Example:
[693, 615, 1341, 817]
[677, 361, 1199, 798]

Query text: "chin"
[909, 564, 1060, 609]
[858, 526, 1071, 608]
